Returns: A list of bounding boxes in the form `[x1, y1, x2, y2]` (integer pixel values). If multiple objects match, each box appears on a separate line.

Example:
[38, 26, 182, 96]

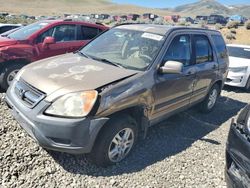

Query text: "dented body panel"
[0, 41, 34, 63]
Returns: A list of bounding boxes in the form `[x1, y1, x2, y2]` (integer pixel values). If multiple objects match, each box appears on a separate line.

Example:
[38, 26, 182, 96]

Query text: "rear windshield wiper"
[89, 56, 124, 69]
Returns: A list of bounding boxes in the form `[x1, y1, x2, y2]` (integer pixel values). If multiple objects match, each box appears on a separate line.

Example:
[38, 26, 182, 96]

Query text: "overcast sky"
[112, 0, 250, 8]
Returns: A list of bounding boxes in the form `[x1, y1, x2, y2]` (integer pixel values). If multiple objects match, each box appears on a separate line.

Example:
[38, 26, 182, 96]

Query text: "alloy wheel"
[108, 128, 134, 162]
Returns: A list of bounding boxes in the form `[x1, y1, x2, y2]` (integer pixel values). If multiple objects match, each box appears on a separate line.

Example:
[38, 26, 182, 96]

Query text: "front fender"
[96, 73, 155, 118]
[0, 44, 34, 63]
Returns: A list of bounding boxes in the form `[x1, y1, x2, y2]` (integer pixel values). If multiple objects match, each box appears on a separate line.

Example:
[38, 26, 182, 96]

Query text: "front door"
[34, 24, 83, 61]
[152, 34, 196, 121]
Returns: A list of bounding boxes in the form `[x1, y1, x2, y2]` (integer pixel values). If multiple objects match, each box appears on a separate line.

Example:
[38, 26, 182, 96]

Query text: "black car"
[226, 104, 250, 187]
[194, 15, 208, 24]
[207, 15, 227, 25]
[0, 24, 22, 35]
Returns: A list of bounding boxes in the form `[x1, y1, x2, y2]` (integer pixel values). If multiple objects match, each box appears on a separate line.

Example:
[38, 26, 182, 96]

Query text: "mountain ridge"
[171, 0, 250, 17]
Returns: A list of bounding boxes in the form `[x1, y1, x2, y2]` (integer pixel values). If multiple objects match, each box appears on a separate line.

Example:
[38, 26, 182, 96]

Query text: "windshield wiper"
[89, 56, 124, 69]
[77, 51, 92, 59]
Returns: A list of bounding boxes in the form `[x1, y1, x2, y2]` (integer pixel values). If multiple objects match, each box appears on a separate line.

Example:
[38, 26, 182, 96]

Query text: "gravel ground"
[0, 86, 249, 188]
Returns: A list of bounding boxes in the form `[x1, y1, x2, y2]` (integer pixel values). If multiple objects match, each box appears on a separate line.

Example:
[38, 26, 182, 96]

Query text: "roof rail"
[63, 18, 73, 21]
[95, 22, 104, 26]
[47, 17, 56, 20]
[114, 22, 145, 27]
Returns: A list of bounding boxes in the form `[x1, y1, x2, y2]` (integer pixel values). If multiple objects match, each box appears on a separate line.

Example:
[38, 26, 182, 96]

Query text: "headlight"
[15, 69, 25, 81]
[45, 90, 98, 118]
[229, 66, 248, 73]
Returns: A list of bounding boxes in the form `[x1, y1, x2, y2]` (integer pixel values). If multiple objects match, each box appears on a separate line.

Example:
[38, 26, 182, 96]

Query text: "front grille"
[14, 79, 46, 108]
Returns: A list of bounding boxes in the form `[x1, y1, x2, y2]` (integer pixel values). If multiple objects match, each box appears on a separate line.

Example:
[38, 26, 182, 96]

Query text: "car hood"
[229, 56, 250, 68]
[20, 53, 139, 101]
[0, 37, 18, 47]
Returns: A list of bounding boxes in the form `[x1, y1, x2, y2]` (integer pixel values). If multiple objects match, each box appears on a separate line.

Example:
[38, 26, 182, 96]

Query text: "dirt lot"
[0, 86, 249, 188]
[221, 27, 250, 45]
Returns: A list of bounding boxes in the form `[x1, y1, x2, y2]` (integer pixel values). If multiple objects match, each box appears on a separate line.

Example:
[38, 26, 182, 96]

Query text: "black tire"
[199, 84, 220, 113]
[0, 63, 23, 91]
[87, 114, 138, 167]
[245, 77, 250, 92]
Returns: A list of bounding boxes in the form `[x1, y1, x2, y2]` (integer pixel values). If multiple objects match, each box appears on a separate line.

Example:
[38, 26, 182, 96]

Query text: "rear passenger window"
[164, 35, 191, 66]
[211, 35, 228, 60]
[80, 26, 100, 40]
[194, 35, 213, 64]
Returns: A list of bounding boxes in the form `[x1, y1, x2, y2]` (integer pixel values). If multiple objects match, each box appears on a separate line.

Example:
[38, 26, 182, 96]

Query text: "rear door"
[190, 34, 219, 103]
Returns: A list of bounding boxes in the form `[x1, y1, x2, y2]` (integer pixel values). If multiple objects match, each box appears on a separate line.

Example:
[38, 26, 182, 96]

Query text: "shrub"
[226, 32, 236, 40]
[215, 23, 223, 30]
[177, 21, 186, 26]
[245, 20, 250, 30]
[0, 18, 7, 23]
[227, 21, 240, 29]
[197, 20, 206, 28]
[230, 29, 237, 34]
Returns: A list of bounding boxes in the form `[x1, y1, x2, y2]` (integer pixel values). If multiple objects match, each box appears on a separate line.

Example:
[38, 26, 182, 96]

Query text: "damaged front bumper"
[225, 120, 250, 188]
[5, 83, 109, 154]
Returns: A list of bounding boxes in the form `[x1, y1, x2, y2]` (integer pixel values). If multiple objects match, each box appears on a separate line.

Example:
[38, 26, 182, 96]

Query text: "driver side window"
[164, 35, 191, 67]
[36, 27, 54, 43]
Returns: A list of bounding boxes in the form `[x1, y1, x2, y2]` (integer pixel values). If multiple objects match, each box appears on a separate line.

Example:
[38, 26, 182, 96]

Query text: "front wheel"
[88, 114, 138, 167]
[0, 63, 23, 91]
[199, 84, 220, 113]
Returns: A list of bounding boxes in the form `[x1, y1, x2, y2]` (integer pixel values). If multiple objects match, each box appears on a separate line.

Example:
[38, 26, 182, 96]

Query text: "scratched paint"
[48, 65, 103, 80]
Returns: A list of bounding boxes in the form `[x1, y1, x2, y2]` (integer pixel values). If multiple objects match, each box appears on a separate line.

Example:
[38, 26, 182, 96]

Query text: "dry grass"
[0, 0, 172, 16]
[220, 27, 250, 45]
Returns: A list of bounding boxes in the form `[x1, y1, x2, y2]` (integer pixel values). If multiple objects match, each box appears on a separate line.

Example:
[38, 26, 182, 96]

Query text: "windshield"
[80, 28, 165, 71]
[8, 22, 49, 40]
[228, 46, 250, 59]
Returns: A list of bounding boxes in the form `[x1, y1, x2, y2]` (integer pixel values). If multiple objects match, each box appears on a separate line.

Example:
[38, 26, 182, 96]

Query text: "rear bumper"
[5, 83, 109, 154]
[225, 120, 250, 188]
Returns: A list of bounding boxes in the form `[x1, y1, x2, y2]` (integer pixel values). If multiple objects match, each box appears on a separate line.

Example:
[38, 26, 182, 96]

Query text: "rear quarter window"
[80, 26, 101, 40]
[227, 46, 250, 59]
[211, 35, 228, 60]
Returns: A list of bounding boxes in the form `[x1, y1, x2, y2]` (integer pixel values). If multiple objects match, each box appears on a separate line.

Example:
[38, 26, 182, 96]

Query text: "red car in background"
[0, 19, 108, 90]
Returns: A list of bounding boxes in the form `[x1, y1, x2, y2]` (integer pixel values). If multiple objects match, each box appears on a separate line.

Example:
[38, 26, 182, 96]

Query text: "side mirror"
[42, 36, 55, 48]
[159, 61, 183, 74]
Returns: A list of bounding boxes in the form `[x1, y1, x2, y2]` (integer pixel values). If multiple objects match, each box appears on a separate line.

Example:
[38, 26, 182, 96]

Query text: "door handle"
[186, 70, 196, 76]
[212, 64, 218, 69]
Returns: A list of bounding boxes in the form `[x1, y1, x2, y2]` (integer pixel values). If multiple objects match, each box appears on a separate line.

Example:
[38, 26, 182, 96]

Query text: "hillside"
[0, 0, 249, 18]
[173, 0, 250, 17]
[174, 0, 230, 16]
[0, 0, 173, 16]
[230, 5, 250, 17]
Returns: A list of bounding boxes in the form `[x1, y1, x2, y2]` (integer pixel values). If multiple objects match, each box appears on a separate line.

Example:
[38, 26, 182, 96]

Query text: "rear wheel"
[0, 63, 23, 91]
[88, 114, 138, 167]
[199, 84, 220, 113]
